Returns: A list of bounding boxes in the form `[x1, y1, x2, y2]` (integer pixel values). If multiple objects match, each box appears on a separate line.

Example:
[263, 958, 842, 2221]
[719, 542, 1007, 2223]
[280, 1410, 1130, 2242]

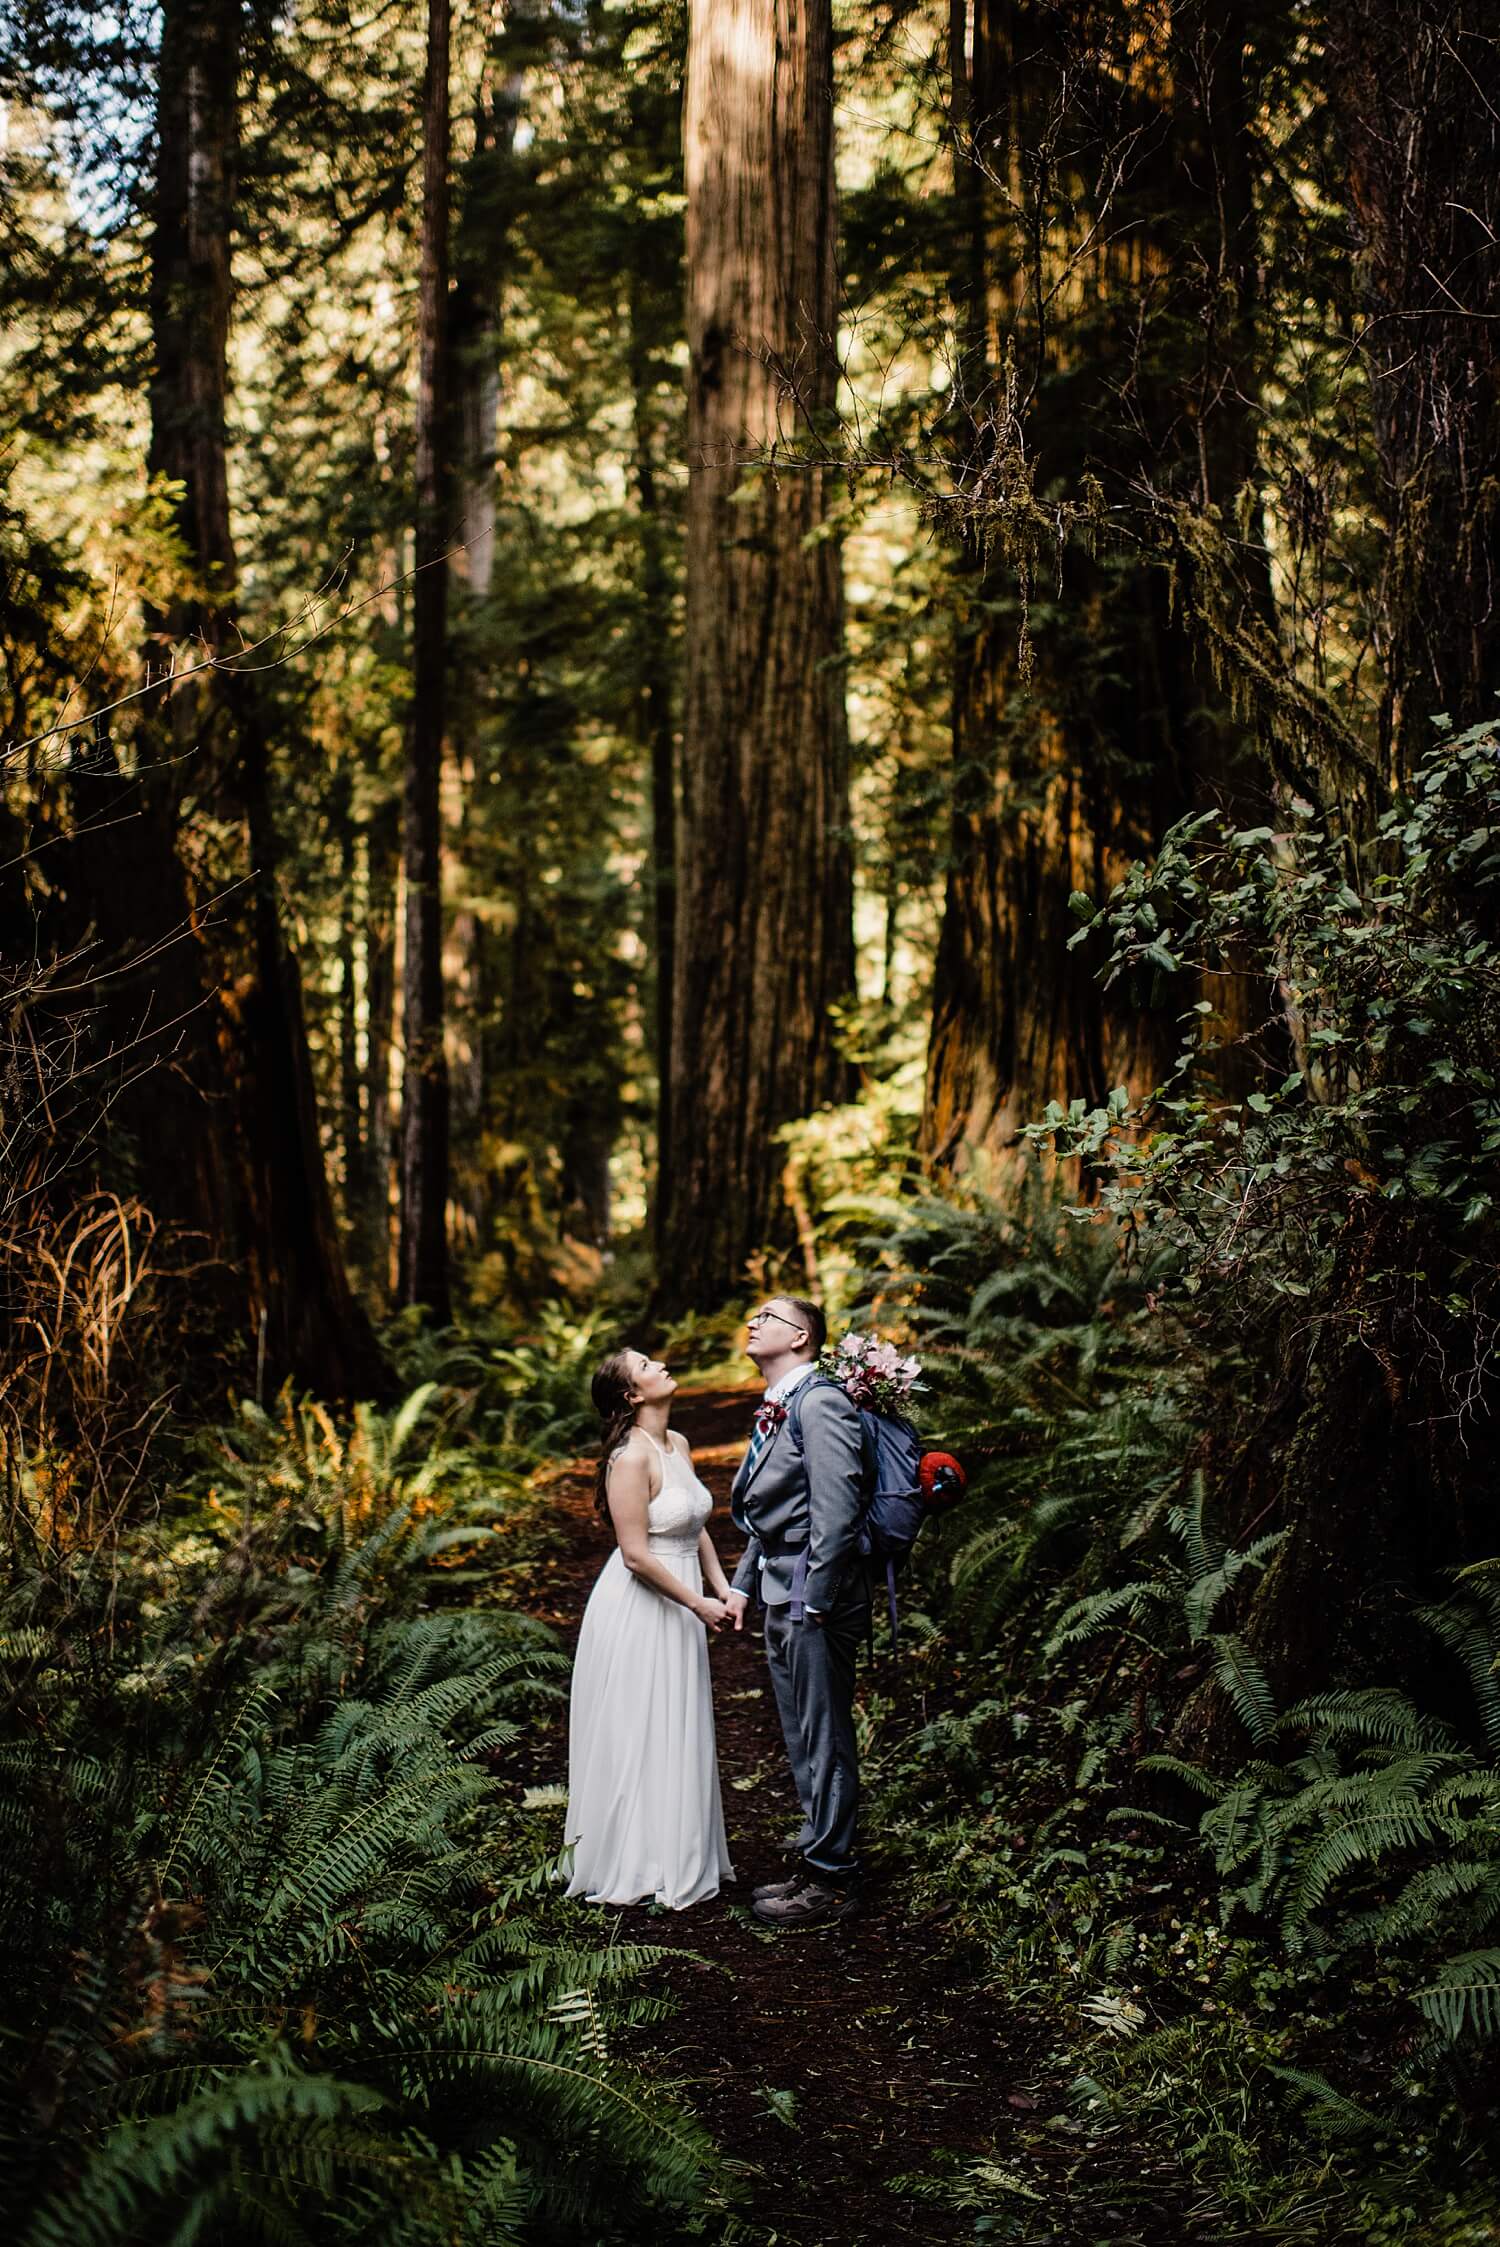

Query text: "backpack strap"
[783, 1376, 887, 1632]
[782, 1372, 840, 1452]
[785, 1375, 878, 1481]
[784, 1377, 837, 1623]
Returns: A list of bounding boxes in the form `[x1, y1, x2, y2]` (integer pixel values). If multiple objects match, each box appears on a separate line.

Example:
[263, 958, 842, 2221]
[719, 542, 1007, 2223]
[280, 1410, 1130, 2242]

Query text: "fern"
[1046, 1578, 1177, 1652]
[1267, 2064, 1383, 2138]
[1415, 1949, 1500, 2042]
[1206, 1634, 1278, 1745]
[1, 1389, 722, 2244]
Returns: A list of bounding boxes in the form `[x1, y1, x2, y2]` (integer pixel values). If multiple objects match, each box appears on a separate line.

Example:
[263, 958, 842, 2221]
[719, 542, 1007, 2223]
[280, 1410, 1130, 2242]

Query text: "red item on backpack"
[918, 1450, 967, 1511]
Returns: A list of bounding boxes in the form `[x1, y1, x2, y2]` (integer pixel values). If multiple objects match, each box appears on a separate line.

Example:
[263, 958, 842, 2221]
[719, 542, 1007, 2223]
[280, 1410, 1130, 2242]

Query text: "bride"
[563, 1347, 738, 1910]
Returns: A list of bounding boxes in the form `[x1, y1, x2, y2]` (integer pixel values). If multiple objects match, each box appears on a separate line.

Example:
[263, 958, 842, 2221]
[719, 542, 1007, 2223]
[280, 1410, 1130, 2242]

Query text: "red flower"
[754, 1400, 789, 1441]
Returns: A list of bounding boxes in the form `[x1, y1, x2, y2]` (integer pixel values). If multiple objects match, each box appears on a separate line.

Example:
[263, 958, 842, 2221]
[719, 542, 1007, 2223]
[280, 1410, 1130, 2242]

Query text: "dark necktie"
[743, 1403, 776, 1479]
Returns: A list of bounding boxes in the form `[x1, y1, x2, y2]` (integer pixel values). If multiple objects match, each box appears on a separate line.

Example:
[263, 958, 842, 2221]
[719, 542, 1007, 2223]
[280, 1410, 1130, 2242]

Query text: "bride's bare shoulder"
[607, 1429, 655, 1478]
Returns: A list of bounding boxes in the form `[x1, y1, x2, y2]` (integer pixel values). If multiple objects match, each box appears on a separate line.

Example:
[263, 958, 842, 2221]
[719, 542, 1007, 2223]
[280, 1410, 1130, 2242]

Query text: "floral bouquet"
[818, 1330, 924, 1419]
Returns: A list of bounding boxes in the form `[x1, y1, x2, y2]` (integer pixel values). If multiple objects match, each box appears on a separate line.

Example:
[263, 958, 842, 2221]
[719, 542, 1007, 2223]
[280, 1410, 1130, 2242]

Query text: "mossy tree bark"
[661, 0, 856, 1311]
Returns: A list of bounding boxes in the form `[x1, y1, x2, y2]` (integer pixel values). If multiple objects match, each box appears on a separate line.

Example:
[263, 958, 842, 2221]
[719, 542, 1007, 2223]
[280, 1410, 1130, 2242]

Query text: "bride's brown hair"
[591, 1349, 641, 1521]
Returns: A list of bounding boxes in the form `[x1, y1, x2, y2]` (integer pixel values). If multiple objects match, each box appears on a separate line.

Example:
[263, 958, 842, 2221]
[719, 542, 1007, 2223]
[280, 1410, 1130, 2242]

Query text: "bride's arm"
[696, 1527, 732, 1603]
[664, 1432, 733, 1604]
[607, 1448, 728, 1625]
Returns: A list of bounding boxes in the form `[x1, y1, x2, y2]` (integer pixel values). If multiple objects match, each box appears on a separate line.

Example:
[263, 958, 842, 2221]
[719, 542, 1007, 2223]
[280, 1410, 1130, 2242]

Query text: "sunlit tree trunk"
[664, 0, 855, 1309]
[444, 3, 543, 1262]
[398, 0, 453, 1320]
[627, 268, 679, 1262]
[364, 798, 400, 1282]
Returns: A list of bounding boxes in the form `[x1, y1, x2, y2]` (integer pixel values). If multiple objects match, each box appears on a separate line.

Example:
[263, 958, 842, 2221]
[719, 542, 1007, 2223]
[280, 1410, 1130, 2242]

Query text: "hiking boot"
[751, 1874, 803, 1903]
[751, 1879, 861, 1929]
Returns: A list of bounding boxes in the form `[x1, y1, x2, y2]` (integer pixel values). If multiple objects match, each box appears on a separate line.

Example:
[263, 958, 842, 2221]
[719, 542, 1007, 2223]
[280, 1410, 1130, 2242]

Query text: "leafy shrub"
[1040, 716, 1500, 1419]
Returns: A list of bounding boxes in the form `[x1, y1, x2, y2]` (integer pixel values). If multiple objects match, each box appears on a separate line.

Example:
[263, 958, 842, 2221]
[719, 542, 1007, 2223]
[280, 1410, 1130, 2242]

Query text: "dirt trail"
[517, 1387, 1209, 2247]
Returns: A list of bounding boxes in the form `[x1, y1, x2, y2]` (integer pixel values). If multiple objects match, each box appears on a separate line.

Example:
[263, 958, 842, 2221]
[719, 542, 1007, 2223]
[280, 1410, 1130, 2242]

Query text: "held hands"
[723, 1589, 748, 1632]
[696, 1595, 733, 1631]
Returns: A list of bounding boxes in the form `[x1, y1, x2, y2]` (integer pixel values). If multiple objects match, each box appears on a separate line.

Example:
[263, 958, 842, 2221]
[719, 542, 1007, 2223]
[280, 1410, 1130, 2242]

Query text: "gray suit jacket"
[730, 1377, 871, 1614]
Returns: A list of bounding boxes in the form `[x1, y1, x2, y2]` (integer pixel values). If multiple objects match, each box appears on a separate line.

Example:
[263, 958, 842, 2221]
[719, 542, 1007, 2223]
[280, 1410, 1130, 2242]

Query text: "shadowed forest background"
[3, 1, 1500, 2241]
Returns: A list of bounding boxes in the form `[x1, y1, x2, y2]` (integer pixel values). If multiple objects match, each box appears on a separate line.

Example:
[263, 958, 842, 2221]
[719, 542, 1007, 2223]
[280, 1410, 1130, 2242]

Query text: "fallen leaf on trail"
[757, 2085, 798, 2128]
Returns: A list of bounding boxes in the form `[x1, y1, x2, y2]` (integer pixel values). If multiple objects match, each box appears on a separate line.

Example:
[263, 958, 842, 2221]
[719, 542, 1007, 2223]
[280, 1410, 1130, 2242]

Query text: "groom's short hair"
[778, 1295, 826, 1355]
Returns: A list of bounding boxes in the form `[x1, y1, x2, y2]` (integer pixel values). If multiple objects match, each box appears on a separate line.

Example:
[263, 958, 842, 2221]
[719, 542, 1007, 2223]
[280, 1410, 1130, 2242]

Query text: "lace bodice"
[642, 1434, 714, 1553]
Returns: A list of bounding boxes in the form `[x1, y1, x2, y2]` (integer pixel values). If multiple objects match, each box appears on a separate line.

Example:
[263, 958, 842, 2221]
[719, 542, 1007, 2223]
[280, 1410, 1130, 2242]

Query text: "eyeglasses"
[747, 1308, 804, 1332]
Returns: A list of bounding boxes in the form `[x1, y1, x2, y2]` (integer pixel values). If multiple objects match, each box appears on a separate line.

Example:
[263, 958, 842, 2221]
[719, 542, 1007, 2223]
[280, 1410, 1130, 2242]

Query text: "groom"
[725, 1294, 871, 1928]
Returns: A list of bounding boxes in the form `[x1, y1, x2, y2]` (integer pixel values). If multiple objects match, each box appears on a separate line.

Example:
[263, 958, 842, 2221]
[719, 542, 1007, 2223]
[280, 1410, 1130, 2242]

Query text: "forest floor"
[508, 1385, 1224, 2247]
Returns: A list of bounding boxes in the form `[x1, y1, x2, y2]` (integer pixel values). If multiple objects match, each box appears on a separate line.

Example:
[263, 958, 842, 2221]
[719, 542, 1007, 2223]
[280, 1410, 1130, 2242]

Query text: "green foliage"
[0, 1390, 724, 2245]
[845, 1141, 1500, 2237]
[1131, 1590, 1500, 2026]
[839, 1167, 1201, 1643]
[381, 1305, 612, 1462]
[1039, 720, 1500, 1393]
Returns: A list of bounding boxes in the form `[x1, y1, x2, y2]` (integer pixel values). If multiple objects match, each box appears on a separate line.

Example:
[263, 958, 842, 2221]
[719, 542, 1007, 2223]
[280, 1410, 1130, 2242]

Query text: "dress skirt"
[564, 1539, 735, 1910]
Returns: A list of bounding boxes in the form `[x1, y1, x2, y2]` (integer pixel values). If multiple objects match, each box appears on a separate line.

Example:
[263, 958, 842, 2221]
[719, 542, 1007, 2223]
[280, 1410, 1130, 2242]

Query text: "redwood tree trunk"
[398, 0, 453, 1321]
[73, 0, 381, 1398]
[921, 0, 1267, 1170]
[628, 270, 679, 1262]
[364, 796, 400, 1284]
[1193, 0, 1500, 1734]
[1323, 0, 1500, 783]
[664, 0, 855, 1309]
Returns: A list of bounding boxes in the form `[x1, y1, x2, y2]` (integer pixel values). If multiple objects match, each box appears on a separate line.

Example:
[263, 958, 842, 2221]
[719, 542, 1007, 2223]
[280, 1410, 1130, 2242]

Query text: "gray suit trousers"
[761, 1577, 868, 1884]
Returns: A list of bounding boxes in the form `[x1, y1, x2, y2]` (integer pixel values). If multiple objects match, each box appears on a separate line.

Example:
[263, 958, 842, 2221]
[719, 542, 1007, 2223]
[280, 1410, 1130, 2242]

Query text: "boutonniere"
[754, 1399, 788, 1441]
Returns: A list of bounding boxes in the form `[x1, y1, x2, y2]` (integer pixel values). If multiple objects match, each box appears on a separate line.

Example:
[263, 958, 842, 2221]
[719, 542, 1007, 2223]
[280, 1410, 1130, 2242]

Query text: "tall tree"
[398, 0, 454, 1320]
[69, 0, 381, 1397]
[630, 269, 680, 1259]
[920, 1, 1268, 1170]
[663, 0, 855, 1309]
[1323, 0, 1500, 784]
[1206, 0, 1500, 1720]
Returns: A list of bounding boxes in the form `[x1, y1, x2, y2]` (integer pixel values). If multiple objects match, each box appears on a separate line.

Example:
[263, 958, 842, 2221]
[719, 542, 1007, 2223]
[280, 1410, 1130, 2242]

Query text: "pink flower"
[820, 1330, 924, 1411]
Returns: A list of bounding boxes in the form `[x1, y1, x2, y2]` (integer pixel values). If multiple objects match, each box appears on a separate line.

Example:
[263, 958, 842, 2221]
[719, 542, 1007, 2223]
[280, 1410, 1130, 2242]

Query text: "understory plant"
[835, 727, 1500, 2238]
[0, 1388, 727, 2245]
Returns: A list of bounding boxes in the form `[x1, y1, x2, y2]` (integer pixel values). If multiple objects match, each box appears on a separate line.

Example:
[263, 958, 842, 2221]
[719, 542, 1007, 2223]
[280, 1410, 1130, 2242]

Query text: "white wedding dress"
[563, 1432, 736, 1910]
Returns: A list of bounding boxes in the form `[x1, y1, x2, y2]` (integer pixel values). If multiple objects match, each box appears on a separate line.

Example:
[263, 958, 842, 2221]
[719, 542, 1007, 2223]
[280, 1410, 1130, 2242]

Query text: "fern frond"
[1268, 2064, 1383, 2136]
[1207, 1634, 1277, 1744]
[1282, 1689, 1456, 1753]
[1415, 1948, 1500, 2042]
[1046, 1579, 1175, 1653]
